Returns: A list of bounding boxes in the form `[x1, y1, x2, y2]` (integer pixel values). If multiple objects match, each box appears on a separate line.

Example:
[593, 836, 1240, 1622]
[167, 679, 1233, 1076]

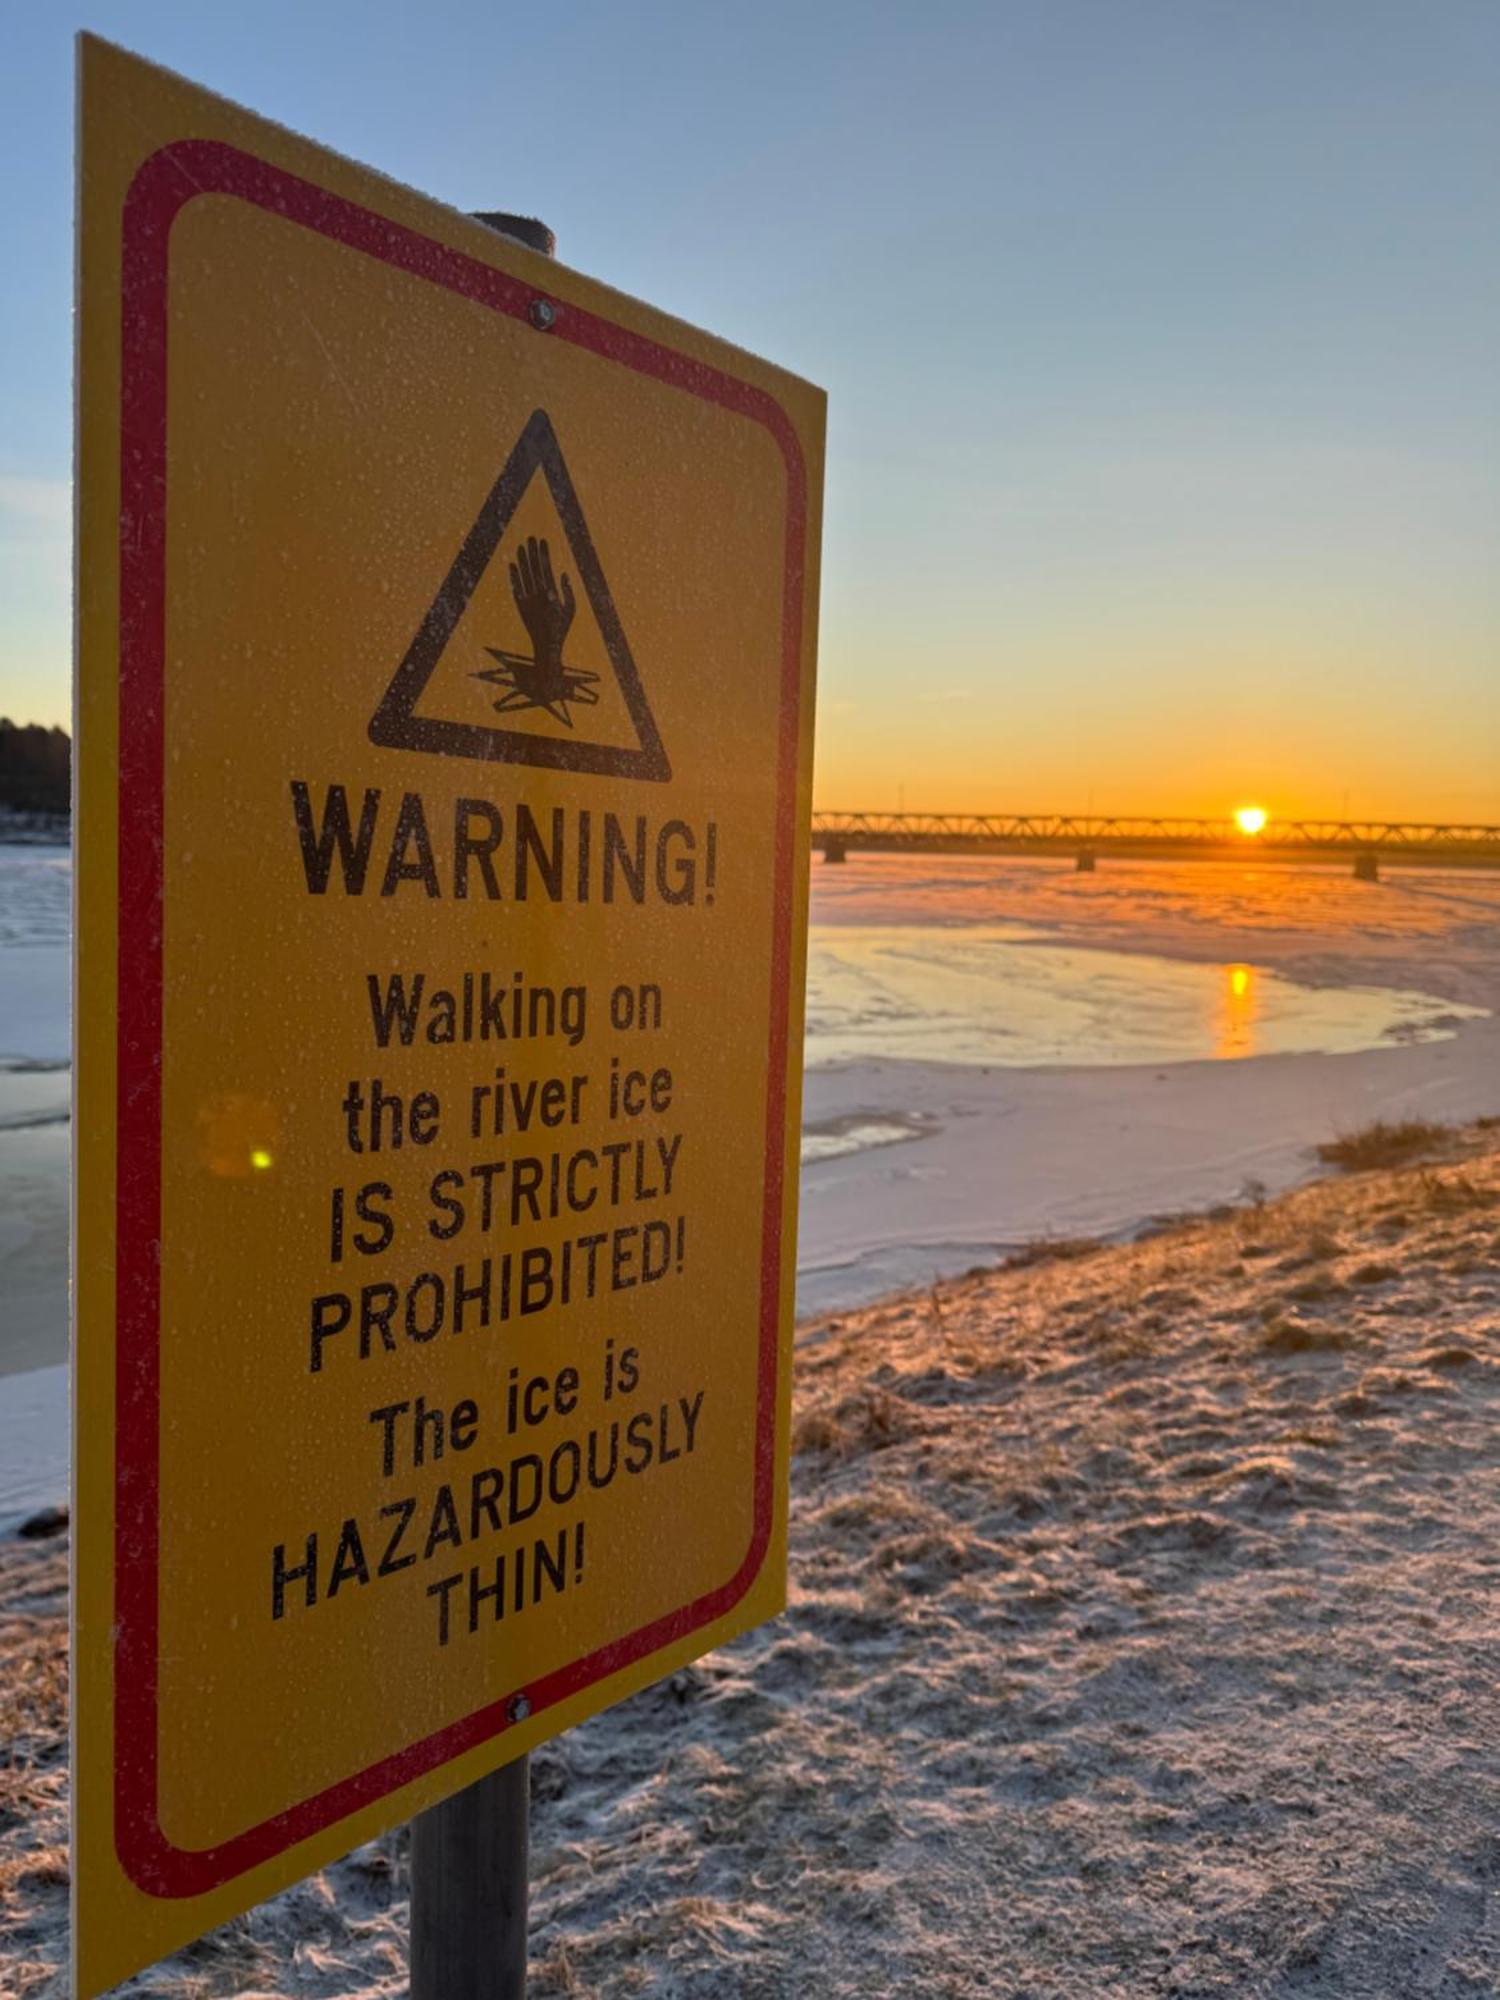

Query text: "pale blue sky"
[3, 1, 1497, 815]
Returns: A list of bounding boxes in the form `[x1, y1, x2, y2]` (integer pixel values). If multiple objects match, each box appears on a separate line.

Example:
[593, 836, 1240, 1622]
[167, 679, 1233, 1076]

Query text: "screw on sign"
[73, 36, 823, 1999]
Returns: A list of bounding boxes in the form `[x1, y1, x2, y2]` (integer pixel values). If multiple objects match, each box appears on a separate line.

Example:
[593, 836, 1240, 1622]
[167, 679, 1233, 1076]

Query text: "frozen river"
[4, 842, 1500, 1520]
[806, 920, 1476, 1077]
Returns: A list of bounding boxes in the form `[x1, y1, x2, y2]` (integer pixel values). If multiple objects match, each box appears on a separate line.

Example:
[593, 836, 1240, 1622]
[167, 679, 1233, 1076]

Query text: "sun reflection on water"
[1217, 962, 1258, 1058]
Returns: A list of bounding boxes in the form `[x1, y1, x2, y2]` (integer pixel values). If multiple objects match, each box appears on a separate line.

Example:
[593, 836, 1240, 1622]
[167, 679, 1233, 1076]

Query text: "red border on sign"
[114, 139, 807, 1898]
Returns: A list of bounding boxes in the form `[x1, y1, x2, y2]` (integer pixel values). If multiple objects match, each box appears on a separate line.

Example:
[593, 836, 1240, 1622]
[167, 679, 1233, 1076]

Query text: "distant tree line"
[0, 720, 70, 814]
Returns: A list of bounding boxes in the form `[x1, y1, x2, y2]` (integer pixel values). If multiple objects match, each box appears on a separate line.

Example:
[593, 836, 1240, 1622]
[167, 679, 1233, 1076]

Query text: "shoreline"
[7, 1012, 1497, 1375]
[2, 1105, 1493, 1533]
[797, 1012, 1500, 1315]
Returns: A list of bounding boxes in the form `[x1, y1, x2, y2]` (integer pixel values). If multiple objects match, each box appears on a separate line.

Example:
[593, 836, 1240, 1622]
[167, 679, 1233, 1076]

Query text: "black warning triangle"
[368, 409, 671, 781]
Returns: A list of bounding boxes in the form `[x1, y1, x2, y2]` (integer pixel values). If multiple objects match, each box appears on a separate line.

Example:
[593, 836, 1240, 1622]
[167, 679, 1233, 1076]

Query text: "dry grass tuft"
[793, 1387, 922, 1460]
[1003, 1235, 1100, 1271]
[1316, 1119, 1450, 1172]
[1260, 1317, 1353, 1354]
[1417, 1169, 1493, 1215]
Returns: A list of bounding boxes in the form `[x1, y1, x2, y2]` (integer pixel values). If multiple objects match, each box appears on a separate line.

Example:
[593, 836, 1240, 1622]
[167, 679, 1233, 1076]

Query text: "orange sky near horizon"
[812, 716, 1500, 826]
[811, 615, 1500, 824]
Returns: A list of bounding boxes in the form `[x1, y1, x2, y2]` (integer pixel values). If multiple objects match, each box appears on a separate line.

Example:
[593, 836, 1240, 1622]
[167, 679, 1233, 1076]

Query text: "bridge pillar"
[1353, 852, 1380, 883]
[1076, 848, 1096, 872]
[823, 835, 848, 864]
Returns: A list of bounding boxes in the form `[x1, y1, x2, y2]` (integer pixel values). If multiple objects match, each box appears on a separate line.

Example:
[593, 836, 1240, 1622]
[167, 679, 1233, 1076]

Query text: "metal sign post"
[402, 210, 554, 2000]
[410, 1755, 530, 2000]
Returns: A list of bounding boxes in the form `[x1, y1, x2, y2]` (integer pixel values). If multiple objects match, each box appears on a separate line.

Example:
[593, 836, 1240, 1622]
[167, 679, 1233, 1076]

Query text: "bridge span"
[811, 813, 1500, 878]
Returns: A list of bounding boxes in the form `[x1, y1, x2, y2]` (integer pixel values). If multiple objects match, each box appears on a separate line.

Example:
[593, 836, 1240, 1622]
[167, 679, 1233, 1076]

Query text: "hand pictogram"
[477, 533, 599, 725]
[509, 536, 576, 692]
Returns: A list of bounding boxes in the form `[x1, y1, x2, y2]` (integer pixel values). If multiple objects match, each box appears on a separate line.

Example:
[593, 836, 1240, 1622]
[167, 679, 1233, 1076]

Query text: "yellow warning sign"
[74, 35, 823, 1995]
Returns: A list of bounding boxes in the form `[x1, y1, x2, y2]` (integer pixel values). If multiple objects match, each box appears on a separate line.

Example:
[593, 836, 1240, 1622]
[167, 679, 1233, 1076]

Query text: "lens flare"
[199, 1094, 280, 1179]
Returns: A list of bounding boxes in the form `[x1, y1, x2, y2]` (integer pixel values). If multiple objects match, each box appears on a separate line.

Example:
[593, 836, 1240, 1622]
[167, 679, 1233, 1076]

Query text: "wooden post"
[410, 1755, 531, 2000]
[404, 205, 551, 2000]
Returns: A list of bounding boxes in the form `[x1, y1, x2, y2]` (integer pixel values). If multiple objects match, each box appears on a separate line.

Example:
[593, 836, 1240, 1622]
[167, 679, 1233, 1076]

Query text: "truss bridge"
[810, 813, 1500, 878]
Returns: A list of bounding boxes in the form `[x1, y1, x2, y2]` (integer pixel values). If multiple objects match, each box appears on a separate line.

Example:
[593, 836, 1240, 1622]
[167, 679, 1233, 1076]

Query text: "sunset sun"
[1235, 806, 1268, 836]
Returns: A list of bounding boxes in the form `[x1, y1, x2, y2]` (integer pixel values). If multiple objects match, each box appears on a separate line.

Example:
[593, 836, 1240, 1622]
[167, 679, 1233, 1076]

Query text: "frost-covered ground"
[6, 1133, 1500, 1996]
